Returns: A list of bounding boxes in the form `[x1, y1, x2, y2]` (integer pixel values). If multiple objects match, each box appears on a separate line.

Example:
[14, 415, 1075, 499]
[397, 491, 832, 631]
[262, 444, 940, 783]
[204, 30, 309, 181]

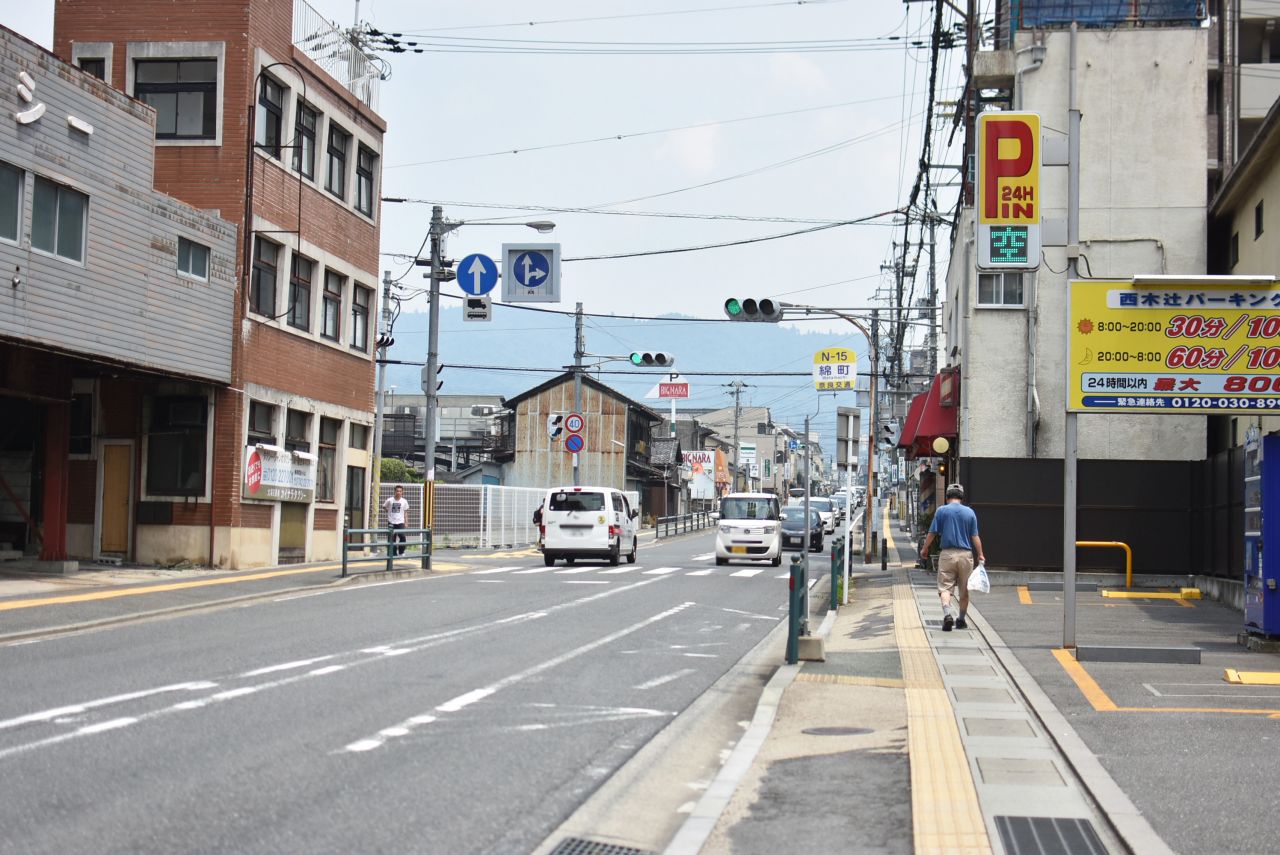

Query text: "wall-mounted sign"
[242, 446, 315, 503]
[977, 111, 1041, 270]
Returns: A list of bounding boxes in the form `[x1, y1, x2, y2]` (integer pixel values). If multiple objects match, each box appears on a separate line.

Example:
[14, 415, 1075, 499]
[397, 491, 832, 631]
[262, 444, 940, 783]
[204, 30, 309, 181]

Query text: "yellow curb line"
[1100, 588, 1200, 600]
[892, 569, 992, 855]
[795, 673, 906, 689]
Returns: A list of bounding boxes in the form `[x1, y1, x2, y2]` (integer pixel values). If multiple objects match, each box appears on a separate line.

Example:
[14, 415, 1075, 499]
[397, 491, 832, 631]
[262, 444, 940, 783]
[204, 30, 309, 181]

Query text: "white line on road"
[555, 567, 598, 575]
[642, 567, 683, 575]
[0, 682, 218, 732]
[512, 567, 554, 574]
[310, 665, 346, 676]
[718, 607, 777, 621]
[599, 567, 638, 575]
[730, 568, 764, 578]
[633, 669, 697, 690]
[436, 688, 496, 713]
[77, 717, 137, 735]
[471, 566, 523, 575]
[564, 580, 609, 585]
[241, 656, 335, 678]
[690, 553, 715, 561]
[686, 569, 714, 576]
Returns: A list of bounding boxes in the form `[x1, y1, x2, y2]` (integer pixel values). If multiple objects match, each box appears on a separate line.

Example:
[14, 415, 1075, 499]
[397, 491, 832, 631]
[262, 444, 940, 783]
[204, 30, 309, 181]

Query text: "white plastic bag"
[967, 562, 990, 594]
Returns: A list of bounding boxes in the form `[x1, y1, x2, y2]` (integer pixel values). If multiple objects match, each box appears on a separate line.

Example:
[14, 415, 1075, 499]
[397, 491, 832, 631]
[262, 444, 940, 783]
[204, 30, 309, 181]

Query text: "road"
[0, 526, 840, 855]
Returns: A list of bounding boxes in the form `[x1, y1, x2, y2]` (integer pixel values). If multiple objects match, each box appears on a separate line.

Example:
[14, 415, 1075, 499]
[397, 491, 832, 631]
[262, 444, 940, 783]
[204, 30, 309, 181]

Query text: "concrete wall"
[950, 27, 1208, 464]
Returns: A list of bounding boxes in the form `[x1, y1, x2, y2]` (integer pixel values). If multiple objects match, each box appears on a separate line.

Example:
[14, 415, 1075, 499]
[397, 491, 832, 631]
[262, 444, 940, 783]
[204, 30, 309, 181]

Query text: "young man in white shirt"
[383, 485, 410, 556]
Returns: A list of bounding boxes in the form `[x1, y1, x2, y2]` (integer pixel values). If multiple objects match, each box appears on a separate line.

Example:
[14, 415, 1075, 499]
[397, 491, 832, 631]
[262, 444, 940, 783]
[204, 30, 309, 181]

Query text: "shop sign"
[242, 445, 315, 503]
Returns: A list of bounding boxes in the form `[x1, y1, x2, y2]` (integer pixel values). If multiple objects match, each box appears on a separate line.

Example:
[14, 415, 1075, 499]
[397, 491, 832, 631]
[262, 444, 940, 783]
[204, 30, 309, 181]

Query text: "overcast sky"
[8, 0, 966, 443]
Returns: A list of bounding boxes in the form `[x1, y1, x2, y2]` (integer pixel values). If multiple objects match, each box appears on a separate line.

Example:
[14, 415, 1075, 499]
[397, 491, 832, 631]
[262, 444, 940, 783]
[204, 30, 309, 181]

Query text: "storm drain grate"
[550, 837, 652, 855]
[995, 816, 1107, 855]
[924, 619, 943, 628]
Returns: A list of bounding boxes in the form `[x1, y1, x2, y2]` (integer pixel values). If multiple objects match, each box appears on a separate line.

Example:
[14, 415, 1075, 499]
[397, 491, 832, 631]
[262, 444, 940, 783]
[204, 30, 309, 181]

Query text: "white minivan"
[715, 492, 782, 566]
[541, 486, 639, 567]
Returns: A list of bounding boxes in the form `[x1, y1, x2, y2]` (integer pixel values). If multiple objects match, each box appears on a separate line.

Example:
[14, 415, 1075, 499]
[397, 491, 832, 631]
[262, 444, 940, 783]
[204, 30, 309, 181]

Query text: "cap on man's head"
[945, 483, 965, 500]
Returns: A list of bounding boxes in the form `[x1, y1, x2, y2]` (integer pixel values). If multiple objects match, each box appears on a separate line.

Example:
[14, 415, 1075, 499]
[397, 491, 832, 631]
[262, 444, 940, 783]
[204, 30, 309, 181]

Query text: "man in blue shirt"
[919, 483, 986, 631]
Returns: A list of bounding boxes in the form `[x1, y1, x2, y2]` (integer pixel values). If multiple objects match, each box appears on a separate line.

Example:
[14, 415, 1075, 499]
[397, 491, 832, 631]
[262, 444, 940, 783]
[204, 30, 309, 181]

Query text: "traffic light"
[547, 414, 564, 440]
[880, 420, 901, 449]
[724, 297, 784, 322]
[629, 352, 676, 367]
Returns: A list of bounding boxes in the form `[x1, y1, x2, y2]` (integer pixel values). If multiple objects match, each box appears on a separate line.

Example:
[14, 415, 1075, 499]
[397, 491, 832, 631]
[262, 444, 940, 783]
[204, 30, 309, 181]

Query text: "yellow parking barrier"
[1076, 540, 1132, 589]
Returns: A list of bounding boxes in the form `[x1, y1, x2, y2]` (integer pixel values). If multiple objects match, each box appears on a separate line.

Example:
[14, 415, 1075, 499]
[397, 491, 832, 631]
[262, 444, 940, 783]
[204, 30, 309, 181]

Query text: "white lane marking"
[681, 653, 718, 659]
[1143, 683, 1163, 697]
[555, 566, 598, 575]
[436, 688, 497, 713]
[633, 669, 698, 690]
[274, 576, 436, 600]
[241, 656, 335, 678]
[686, 569, 714, 576]
[477, 580, 505, 584]
[345, 601, 695, 753]
[471, 566, 523, 575]
[210, 687, 260, 701]
[642, 567, 682, 575]
[719, 607, 777, 621]
[730, 568, 764, 578]
[690, 553, 715, 561]
[346, 739, 381, 752]
[512, 567, 555, 575]
[0, 682, 218, 732]
[6, 639, 43, 646]
[775, 573, 790, 579]
[599, 567, 638, 575]
[564, 580, 609, 585]
[310, 665, 346, 676]
[77, 717, 137, 735]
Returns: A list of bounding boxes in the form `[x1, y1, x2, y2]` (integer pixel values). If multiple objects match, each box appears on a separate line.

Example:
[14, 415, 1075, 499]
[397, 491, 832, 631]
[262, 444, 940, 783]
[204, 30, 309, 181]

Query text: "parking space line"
[1053, 650, 1280, 716]
[1017, 586, 1033, 605]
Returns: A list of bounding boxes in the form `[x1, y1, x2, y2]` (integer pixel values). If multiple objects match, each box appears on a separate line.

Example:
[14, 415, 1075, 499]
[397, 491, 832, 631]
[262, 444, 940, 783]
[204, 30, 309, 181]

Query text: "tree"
[380, 457, 421, 483]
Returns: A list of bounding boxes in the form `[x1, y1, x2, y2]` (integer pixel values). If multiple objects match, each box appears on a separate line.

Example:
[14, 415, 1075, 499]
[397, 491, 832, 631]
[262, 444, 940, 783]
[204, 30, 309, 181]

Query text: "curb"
[969, 607, 1175, 855]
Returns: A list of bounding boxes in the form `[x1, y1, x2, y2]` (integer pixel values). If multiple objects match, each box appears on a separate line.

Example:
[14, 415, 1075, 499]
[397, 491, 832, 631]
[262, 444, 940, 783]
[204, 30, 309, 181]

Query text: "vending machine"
[1244, 429, 1280, 636]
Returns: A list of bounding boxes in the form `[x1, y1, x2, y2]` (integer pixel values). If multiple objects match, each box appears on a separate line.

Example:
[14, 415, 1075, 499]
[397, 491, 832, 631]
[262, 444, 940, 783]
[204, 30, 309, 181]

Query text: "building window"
[1232, 231, 1240, 269]
[0, 161, 20, 243]
[345, 465, 366, 530]
[178, 236, 210, 280]
[317, 417, 340, 502]
[326, 124, 350, 199]
[70, 392, 94, 456]
[256, 76, 284, 159]
[349, 423, 369, 450]
[977, 272, 1024, 307]
[293, 102, 317, 179]
[288, 254, 313, 331]
[250, 237, 279, 316]
[32, 176, 87, 263]
[78, 58, 106, 80]
[351, 284, 371, 352]
[285, 409, 310, 453]
[1257, 200, 1265, 240]
[356, 145, 377, 217]
[248, 400, 276, 446]
[134, 59, 217, 140]
[322, 270, 344, 341]
[146, 396, 208, 497]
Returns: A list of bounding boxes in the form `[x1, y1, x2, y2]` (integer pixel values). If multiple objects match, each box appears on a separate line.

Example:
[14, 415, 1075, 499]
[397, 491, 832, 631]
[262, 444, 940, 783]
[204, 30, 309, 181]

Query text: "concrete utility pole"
[927, 201, 939, 376]
[368, 269, 393, 528]
[728, 381, 745, 491]
[866, 309, 880, 562]
[422, 205, 445, 484]
[573, 302, 584, 486]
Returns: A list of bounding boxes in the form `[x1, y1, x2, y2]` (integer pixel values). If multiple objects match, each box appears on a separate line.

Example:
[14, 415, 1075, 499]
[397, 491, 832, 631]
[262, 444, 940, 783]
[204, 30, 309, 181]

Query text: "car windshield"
[720, 497, 778, 521]
[549, 491, 605, 512]
[810, 498, 832, 511]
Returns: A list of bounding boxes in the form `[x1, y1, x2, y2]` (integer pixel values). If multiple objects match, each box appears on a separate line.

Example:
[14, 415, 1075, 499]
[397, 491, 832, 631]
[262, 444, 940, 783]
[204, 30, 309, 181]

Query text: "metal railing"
[292, 0, 380, 110]
[342, 527, 431, 577]
[655, 511, 713, 539]
[1076, 540, 1133, 589]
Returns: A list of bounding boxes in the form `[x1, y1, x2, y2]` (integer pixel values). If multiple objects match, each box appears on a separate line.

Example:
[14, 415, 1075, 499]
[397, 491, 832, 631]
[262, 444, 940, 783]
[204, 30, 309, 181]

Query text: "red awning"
[897, 371, 958, 458]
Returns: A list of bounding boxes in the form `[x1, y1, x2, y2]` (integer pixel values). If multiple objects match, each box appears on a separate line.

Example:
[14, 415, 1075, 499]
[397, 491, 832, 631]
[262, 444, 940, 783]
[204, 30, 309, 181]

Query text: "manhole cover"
[802, 726, 873, 736]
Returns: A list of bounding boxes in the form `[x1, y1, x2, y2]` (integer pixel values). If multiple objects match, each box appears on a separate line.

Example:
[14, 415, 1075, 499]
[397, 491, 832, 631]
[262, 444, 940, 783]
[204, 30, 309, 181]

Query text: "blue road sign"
[789, 439, 800, 451]
[457, 253, 498, 296]
[513, 251, 551, 288]
[564, 432, 585, 454]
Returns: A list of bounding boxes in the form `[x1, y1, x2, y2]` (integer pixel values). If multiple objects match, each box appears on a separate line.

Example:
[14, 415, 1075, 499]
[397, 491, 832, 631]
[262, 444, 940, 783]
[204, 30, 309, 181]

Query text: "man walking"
[919, 483, 986, 631]
[384, 485, 410, 556]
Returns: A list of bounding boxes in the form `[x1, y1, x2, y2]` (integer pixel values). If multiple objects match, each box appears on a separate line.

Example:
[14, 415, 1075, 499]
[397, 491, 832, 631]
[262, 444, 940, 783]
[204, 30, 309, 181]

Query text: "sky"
[7, 0, 969, 449]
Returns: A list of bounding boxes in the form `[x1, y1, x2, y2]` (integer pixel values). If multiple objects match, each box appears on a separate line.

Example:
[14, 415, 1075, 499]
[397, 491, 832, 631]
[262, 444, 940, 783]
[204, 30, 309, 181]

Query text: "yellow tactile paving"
[892, 569, 992, 855]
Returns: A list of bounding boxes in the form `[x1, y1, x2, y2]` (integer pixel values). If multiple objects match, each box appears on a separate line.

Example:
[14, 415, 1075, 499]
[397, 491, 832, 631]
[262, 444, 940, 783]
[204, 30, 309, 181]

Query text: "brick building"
[48, 0, 386, 567]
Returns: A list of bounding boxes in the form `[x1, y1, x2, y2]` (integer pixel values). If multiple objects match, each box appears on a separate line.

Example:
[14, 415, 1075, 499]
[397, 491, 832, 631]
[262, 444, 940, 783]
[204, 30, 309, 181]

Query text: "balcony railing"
[1014, 0, 1204, 29]
[293, 0, 380, 111]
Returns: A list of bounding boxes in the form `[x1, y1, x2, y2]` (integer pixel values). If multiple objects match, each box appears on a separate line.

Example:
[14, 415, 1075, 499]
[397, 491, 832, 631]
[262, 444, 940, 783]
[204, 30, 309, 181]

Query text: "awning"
[897, 370, 958, 458]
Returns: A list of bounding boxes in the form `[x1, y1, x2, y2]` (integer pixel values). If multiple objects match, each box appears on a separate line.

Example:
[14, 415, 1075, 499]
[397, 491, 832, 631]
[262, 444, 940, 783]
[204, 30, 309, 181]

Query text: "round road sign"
[565, 413, 585, 433]
[564, 432, 585, 454]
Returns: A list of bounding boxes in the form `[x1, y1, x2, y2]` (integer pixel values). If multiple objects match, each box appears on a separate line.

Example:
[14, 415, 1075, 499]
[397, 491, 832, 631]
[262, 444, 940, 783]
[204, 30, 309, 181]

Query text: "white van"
[541, 486, 639, 567]
[715, 492, 781, 566]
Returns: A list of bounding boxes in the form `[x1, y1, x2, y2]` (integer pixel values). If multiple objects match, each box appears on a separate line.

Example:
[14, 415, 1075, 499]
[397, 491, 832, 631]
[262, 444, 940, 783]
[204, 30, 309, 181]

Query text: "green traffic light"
[724, 298, 742, 317]
[630, 352, 644, 365]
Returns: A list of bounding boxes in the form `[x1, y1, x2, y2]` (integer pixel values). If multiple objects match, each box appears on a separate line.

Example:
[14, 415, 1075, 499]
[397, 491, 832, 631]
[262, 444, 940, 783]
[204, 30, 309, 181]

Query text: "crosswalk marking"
[599, 567, 637, 575]
[730, 567, 765, 578]
[511, 567, 554, 575]
[686, 569, 714, 576]
[690, 553, 715, 561]
[775, 572, 790, 579]
[642, 567, 682, 575]
[555, 566, 598, 575]
[471, 566, 522, 575]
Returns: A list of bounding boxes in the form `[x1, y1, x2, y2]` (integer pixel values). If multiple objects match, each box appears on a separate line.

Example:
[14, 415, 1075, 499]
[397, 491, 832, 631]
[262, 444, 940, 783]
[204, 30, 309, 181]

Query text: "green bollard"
[787, 553, 803, 664]
[830, 539, 840, 610]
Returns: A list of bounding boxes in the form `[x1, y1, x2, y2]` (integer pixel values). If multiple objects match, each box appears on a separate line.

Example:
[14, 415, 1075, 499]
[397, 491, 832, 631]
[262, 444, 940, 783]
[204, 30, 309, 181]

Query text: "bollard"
[787, 554, 803, 664]
[386, 527, 395, 572]
[881, 537, 888, 572]
[830, 539, 842, 610]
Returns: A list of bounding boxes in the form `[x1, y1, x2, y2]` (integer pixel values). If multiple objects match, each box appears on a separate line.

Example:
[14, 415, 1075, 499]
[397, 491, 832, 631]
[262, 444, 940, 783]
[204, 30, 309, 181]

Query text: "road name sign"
[813, 347, 857, 390]
[977, 111, 1041, 271]
[1068, 278, 1280, 414]
[457, 253, 498, 296]
[502, 243, 561, 303]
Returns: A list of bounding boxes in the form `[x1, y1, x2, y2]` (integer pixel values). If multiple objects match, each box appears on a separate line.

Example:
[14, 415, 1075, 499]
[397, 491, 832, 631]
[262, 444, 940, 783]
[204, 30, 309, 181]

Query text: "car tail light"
[609, 525, 619, 537]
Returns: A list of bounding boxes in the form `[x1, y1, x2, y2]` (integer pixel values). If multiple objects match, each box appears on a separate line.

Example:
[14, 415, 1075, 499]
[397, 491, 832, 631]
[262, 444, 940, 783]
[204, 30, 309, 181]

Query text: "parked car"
[541, 486, 638, 567]
[715, 492, 781, 566]
[779, 506, 824, 552]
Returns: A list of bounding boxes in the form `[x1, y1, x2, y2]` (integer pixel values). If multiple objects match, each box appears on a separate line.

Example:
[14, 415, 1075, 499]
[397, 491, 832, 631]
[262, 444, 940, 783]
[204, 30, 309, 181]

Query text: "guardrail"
[655, 511, 713, 539]
[342, 527, 432, 577]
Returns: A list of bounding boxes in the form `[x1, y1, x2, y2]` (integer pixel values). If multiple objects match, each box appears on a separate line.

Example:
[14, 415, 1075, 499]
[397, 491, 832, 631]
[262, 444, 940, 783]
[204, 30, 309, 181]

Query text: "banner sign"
[683, 450, 716, 500]
[1068, 279, 1280, 414]
[242, 446, 315, 503]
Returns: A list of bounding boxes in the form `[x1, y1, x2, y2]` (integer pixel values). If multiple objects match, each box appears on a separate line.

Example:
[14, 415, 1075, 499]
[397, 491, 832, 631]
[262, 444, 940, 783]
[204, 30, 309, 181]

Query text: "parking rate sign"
[977, 111, 1041, 271]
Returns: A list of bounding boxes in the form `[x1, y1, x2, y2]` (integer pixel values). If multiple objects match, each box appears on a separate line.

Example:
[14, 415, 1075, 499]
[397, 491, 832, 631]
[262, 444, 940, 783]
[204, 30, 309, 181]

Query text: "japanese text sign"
[977, 111, 1041, 271]
[1068, 279, 1280, 414]
[813, 347, 857, 391]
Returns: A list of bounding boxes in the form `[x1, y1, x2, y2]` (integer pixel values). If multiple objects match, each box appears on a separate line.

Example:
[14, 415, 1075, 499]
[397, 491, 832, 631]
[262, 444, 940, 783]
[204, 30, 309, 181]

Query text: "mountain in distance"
[382, 304, 870, 452]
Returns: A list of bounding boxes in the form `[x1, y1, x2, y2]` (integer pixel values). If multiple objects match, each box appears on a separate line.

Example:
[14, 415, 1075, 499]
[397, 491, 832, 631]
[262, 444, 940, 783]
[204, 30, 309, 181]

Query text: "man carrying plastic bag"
[919, 483, 987, 631]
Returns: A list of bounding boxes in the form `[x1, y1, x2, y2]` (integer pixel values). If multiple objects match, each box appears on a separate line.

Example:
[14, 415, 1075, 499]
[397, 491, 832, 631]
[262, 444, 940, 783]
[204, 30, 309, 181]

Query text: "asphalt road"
[0, 527, 836, 855]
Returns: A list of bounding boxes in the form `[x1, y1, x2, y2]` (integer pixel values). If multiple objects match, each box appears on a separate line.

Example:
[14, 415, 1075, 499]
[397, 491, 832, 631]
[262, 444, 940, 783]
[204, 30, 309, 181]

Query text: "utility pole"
[865, 309, 880, 561]
[728, 381, 745, 491]
[573, 302, 584, 486]
[422, 206, 445, 490]
[927, 202, 939, 376]
[368, 270, 393, 529]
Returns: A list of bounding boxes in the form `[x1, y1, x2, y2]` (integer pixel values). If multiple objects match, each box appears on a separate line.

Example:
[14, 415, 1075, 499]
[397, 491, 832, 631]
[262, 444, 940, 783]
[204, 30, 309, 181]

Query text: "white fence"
[373, 483, 640, 550]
